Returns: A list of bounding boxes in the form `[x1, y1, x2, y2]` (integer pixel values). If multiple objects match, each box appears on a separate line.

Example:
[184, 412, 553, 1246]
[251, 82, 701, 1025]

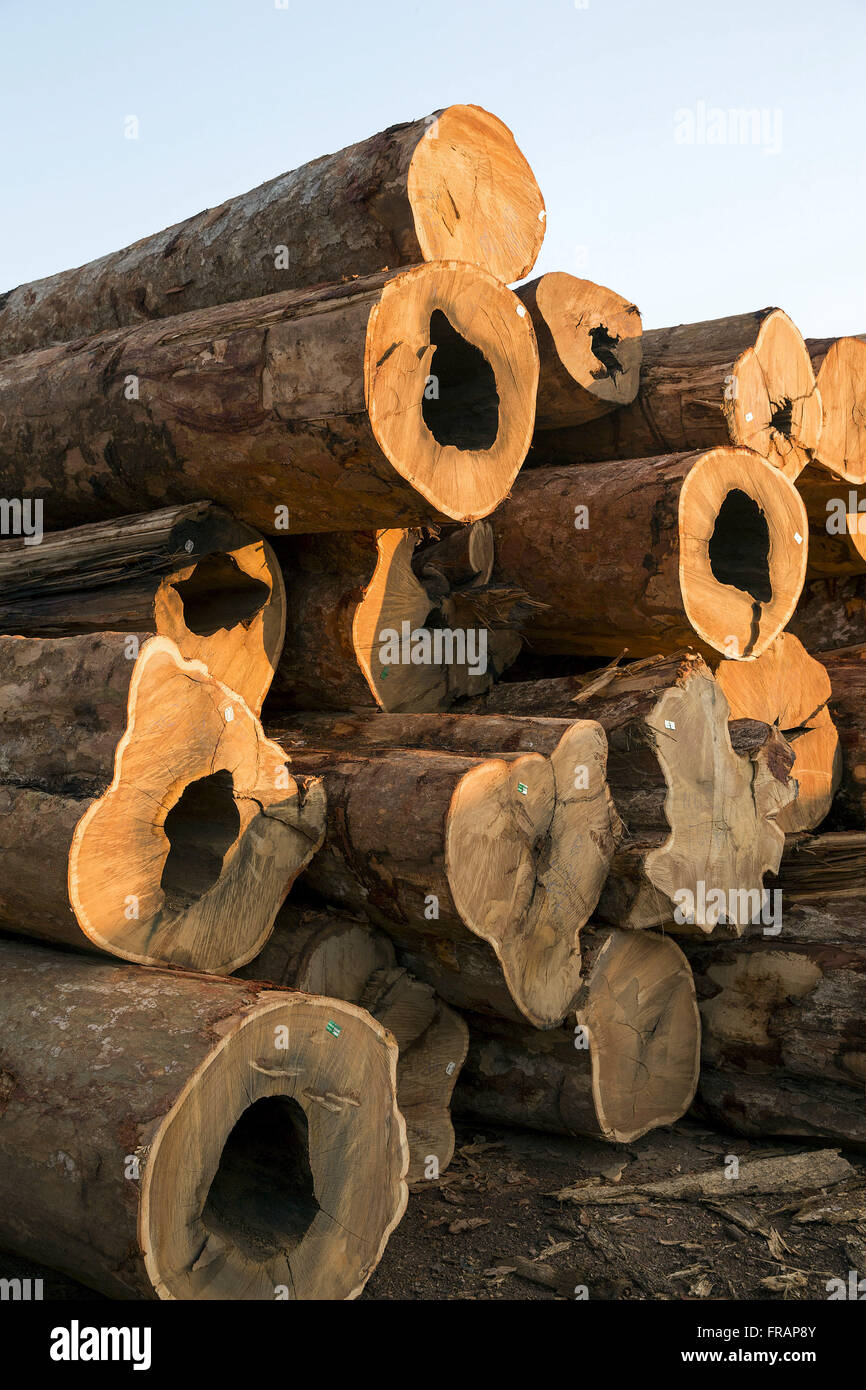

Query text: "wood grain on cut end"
[366, 262, 539, 522]
[808, 336, 866, 483]
[716, 633, 841, 833]
[454, 928, 700, 1143]
[239, 903, 468, 1184]
[517, 272, 642, 428]
[727, 310, 822, 479]
[678, 446, 809, 659]
[407, 105, 546, 284]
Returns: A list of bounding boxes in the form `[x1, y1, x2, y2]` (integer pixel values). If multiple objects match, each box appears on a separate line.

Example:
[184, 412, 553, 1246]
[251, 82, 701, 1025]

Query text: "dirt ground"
[3, 1117, 865, 1302]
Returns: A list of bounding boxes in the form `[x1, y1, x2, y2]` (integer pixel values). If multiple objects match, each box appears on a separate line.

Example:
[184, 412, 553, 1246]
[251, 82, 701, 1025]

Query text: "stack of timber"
[1, 89, 864, 1302]
[0, 102, 553, 1299]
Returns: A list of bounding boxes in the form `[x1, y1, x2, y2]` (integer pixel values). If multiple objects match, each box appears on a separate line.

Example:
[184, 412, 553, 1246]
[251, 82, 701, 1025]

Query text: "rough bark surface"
[0, 105, 545, 357]
[0, 937, 407, 1299]
[0, 263, 539, 533]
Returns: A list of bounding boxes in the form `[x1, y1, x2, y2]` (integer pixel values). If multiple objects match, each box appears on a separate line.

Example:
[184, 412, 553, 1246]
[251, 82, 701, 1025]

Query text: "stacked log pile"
[0, 99, 863, 1302]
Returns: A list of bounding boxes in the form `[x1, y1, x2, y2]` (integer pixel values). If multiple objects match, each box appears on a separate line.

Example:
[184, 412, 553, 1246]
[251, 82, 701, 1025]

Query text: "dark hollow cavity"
[160, 769, 240, 911]
[172, 553, 270, 637]
[422, 309, 499, 450]
[589, 323, 623, 380]
[203, 1097, 319, 1261]
[708, 489, 773, 605]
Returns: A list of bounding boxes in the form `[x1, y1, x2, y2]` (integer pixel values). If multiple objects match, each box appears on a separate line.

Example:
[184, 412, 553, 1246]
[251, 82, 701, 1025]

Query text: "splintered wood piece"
[684, 887, 866, 1149]
[530, 308, 822, 480]
[454, 929, 700, 1143]
[489, 450, 809, 660]
[806, 336, 866, 483]
[0, 262, 539, 533]
[239, 904, 468, 1182]
[275, 728, 618, 1028]
[0, 502, 285, 713]
[515, 273, 642, 428]
[268, 527, 518, 714]
[0, 938, 408, 1299]
[0, 633, 325, 970]
[715, 634, 841, 833]
[0, 105, 545, 357]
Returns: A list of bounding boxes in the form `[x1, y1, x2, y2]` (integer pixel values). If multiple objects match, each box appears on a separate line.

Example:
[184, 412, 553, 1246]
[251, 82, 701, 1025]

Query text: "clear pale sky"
[2, 0, 863, 335]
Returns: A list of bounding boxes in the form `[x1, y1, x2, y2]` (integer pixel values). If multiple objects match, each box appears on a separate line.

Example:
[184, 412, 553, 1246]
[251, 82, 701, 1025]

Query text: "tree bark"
[488, 452, 809, 660]
[0, 502, 285, 713]
[454, 928, 700, 1142]
[0, 105, 545, 358]
[806, 336, 866, 484]
[239, 903, 467, 1183]
[685, 887, 866, 1149]
[805, 645, 866, 829]
[467, 653, 796, 931]
[529, 309, 822, 480]
[267, 527, 519, 715]
[270, 730, 618, 1029]
[0, 633, 325, 970]
[515, 274, 642, 428]
[0, 937, 407, 1299]
[714, 633, 841, 833]
[793, 465, 866, 578]
[789, 573, 866, 652]
[0, 263, 539, 533]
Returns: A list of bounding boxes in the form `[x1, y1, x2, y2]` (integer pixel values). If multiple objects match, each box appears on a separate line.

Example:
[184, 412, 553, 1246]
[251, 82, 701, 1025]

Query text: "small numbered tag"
[326, 1020, 342, 1037]
[517, 781, 528, 795]
[664, 720, 676, 730]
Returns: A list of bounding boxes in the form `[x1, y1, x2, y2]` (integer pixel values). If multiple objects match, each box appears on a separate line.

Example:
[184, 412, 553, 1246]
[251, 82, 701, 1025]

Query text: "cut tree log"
[789, 574, 866, 652]
[454, 928, 700, 1142]
[0, 262, 539, 533]
[515, 273, 642, 428]
[806, 335, 866, 483]
[685, 885, 866, 1150]
[0, 937, 407, 1299]
[468, 653, 797, 931]
[803, 645, 866, 829]
[0, 633, 325, 970]
[714, 633, 841, 833]
[0, 105, 545, 357]
[267, 725, 619, 1028]
[794, 465, 866, 577]
[267, 526, 519, 714]
[529, 309, 822, 480]
[0, 502, 285, 713]
[239, 903, 468, 1182]
[488, 450, 809, 660]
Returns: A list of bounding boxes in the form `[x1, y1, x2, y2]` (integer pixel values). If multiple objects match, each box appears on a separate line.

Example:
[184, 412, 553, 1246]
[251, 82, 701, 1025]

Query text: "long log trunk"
[454, 928, 700, 1142]
[806, 335, 866, 484]
[0, 263, 539, 533]
[267, 527, 519, 715]
[466, 654, 796, 931]
[270, 727, 619, 1028]
[793, 466, 866, 578]
[488, 451, 809, 660]
[515, 274, 642, 428]
[0, 633, 325, 970]
[0, 937, 407, 1299]
[0, 502, 285, 713]
[239, 903, 467, 1183]
[0, 105, 545, 357]
[808, 645, 866, 828]
[714, 633, 841, 832]
[685, 872, 866, 1149]
[529, 309, 822, 480]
